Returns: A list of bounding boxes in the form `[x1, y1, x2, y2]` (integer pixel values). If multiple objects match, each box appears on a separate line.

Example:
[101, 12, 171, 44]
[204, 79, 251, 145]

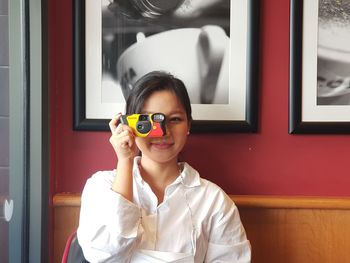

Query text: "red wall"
[50, 0, 350, 197]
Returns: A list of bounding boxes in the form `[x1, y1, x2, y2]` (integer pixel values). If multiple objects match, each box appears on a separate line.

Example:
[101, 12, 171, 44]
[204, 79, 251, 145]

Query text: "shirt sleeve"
[77, 171, 142, 263]
[204, 191, 251, 263]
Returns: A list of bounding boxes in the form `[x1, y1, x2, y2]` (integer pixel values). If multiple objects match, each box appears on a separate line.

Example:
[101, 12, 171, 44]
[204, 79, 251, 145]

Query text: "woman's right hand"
[109, 113, 138, 161]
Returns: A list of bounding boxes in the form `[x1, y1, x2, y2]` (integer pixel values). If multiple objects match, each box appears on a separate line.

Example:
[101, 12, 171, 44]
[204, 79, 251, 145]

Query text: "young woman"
[77, 71, 251, 262]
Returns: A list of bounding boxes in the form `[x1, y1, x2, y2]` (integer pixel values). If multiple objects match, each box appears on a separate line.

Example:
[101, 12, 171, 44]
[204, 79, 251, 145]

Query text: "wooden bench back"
[53, 194, 350, 263]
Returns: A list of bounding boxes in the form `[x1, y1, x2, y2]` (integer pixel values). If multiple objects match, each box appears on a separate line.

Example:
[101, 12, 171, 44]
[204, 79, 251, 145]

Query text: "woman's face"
[135, 89, 190, 164]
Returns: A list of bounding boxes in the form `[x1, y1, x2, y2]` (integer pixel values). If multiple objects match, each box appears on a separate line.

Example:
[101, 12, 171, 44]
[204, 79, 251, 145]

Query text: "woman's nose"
[164, 122, 172, 135]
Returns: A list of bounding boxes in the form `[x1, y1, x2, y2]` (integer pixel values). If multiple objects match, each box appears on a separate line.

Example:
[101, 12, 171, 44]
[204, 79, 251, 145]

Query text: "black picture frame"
[73, 0, 260, 132]
[289, 0, 350, 134]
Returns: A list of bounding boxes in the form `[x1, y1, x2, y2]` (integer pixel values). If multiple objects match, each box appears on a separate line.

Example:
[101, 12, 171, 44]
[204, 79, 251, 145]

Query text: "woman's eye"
[169, 117, 182, 123]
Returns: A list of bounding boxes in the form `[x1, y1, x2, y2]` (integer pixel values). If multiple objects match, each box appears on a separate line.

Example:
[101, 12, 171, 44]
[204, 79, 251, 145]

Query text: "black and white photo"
[101, 0, 230, 105]
[74, 0, 260, 132]
[317, 0, 350, 105]
[289, 0, 350, 133]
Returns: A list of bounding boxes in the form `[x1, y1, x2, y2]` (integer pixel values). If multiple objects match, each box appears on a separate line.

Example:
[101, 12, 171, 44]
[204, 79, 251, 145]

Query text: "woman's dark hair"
[125, 71, 192, 122]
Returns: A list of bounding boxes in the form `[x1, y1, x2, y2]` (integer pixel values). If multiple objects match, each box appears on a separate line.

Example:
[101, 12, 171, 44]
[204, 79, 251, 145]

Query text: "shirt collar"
[177, 162, 201, 188]
[133, 157, 201, 188]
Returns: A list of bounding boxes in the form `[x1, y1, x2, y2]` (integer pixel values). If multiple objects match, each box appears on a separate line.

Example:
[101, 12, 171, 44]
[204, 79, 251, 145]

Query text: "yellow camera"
[120, 113, 166, 137]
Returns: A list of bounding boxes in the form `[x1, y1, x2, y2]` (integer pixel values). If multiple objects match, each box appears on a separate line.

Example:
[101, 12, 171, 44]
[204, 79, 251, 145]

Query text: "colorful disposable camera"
[120, 113, 166, 137]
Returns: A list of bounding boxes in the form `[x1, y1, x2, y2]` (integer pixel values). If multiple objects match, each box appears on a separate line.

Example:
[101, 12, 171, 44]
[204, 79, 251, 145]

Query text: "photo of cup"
[117, 25, 229, 104]
[317, 0, 350, 105]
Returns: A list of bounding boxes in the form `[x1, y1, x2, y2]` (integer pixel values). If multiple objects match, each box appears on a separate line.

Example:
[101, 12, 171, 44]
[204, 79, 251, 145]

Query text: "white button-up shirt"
[77, 157, 251, 262]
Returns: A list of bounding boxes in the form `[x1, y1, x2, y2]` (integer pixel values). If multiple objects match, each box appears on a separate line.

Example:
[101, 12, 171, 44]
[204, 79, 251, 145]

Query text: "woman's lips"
[151, 141, 173, 149]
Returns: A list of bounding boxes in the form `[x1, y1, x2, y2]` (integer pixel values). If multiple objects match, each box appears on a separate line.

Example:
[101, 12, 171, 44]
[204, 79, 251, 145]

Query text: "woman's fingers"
[115, 124, 124, 135]
[119, 132, 133, 148]
[122, 129, 136, 147]
[109, 113, 122, 135]
[108, 114, 138, 159]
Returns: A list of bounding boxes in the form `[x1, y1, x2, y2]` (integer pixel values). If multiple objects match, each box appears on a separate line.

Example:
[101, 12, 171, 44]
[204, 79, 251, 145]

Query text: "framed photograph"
[74, 0, 260, 132]
[289, 0, 350, 134]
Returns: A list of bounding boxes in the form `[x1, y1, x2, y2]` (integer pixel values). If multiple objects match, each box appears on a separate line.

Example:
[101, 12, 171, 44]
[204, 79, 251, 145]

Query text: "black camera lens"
[136, 121, 151, 134]
[139, 114, 149, 121]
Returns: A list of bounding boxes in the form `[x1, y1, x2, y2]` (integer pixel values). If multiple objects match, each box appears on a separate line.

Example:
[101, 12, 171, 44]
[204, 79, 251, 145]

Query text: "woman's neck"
[139, 157, 181, 203]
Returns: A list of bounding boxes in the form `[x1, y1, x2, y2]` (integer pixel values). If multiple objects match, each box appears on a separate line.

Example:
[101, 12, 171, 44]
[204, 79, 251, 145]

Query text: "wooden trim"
[53, 194, 81, 207]
[53, 193, 350, 209]
[230, 195, 350, 210]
